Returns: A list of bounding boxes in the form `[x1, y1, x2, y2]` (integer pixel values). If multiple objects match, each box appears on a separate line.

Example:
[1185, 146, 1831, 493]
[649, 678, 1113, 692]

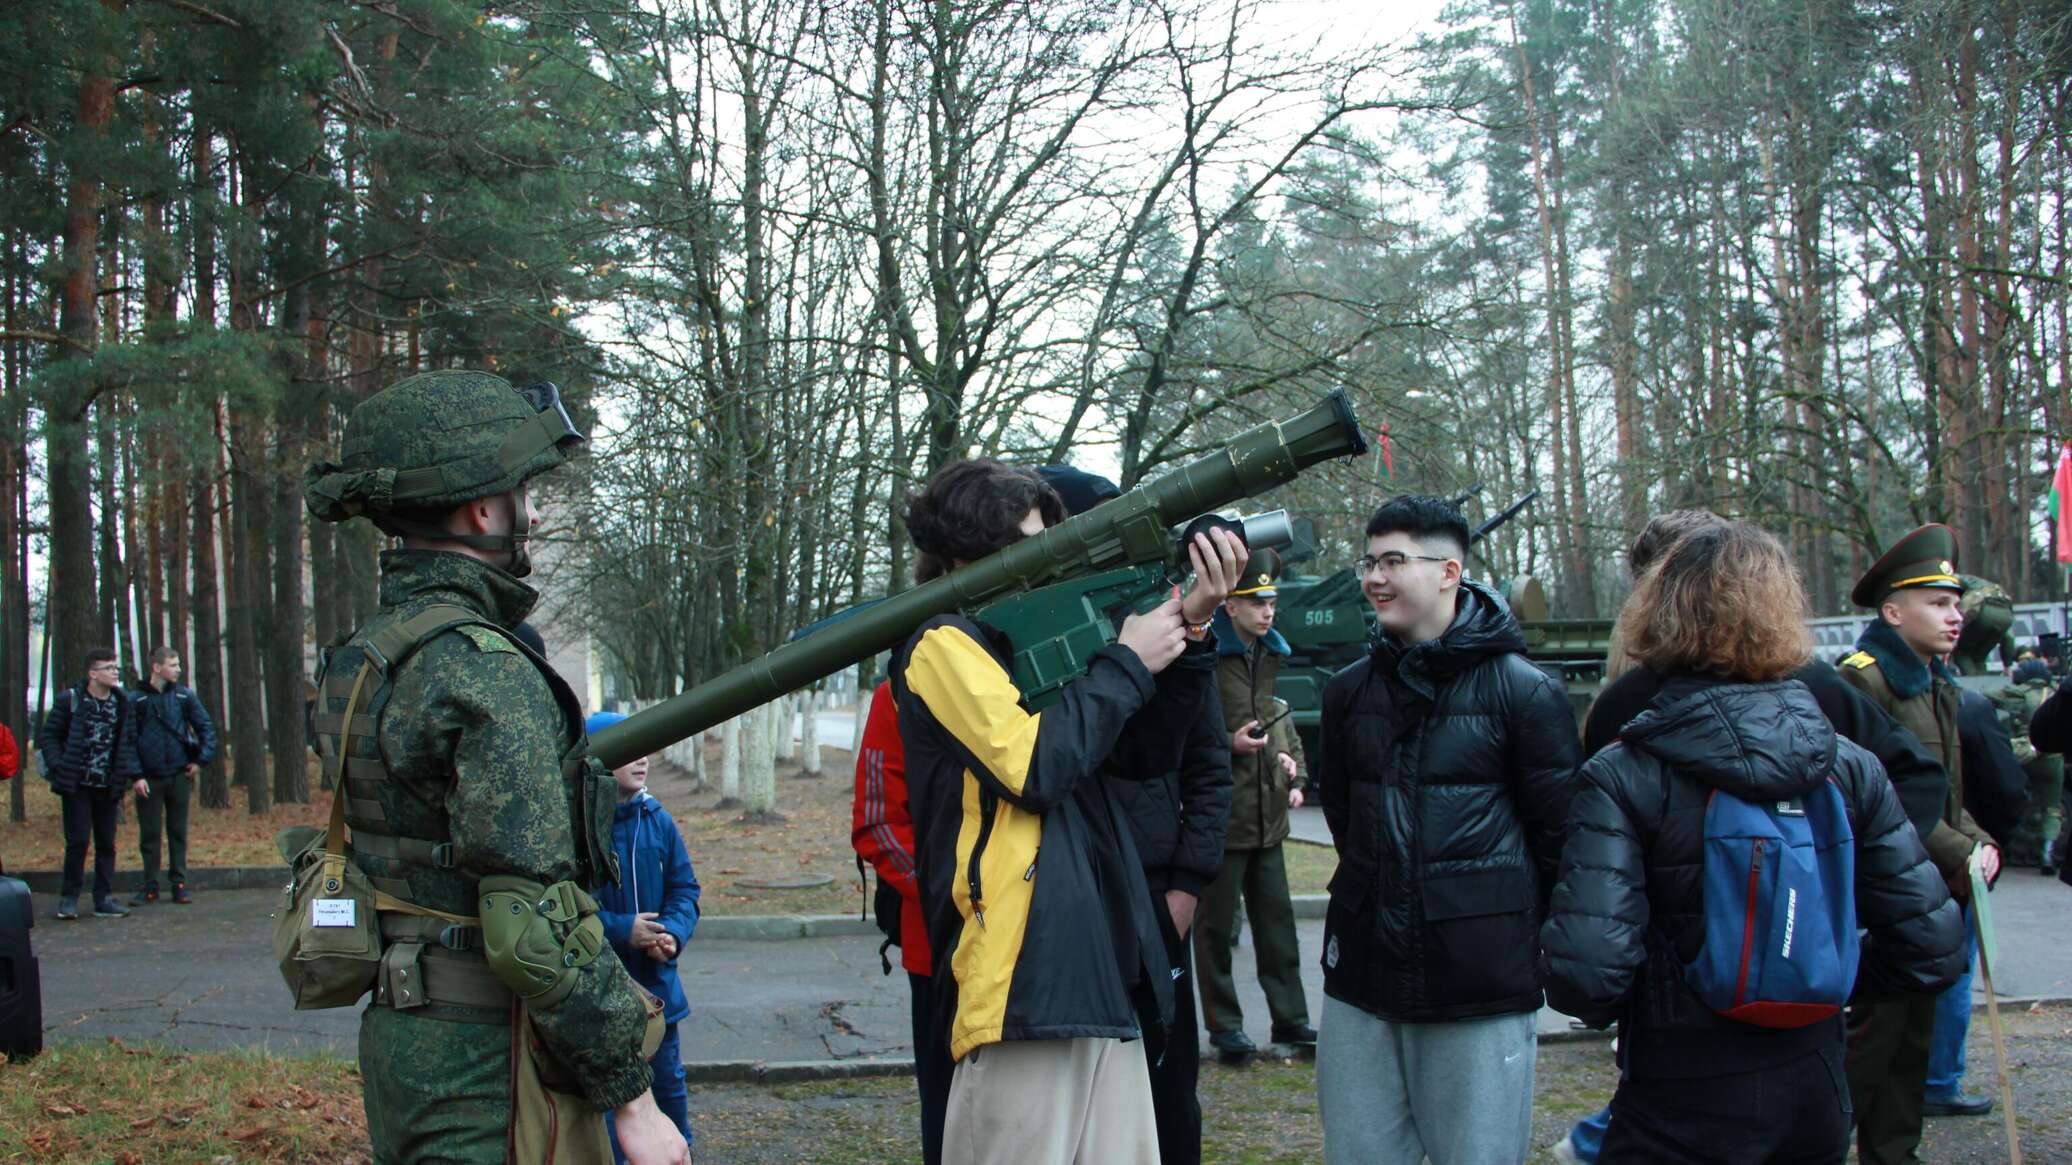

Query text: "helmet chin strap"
[385, 493, 533, 577]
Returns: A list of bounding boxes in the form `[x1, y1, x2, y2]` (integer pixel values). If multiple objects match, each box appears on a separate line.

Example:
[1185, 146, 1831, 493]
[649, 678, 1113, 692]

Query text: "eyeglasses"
[1356, 552, 1451, 576]
[89, 663, 120, 674]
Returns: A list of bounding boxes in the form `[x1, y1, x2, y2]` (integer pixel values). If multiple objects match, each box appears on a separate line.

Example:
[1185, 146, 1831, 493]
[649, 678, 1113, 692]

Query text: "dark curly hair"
[905, 458, 1065, 582]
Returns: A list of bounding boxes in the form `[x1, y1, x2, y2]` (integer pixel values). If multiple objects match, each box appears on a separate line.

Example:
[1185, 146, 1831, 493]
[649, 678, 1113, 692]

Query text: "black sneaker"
[55, 896, 79, 920]
[93, 899, 131, 918]
[172, 884, 192, 904]
[129, 888, 158, 906]
[1209, 1030, 1257, 1060]
[1923, 1093, 1993, 1117]
[1271, 1023, 1319, 1048]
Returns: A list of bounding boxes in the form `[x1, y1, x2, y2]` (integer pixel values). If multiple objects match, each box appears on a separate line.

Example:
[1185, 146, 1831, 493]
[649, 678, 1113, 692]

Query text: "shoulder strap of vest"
[362, 602, 495, 677]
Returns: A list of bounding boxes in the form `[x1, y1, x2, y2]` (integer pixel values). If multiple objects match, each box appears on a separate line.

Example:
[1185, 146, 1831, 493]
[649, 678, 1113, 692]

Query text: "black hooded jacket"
[1315, 579, 1580, 1022]
[1542, 677, 1967, 1080]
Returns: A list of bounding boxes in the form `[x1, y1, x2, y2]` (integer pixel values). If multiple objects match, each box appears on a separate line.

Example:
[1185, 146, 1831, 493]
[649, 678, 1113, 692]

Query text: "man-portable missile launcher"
[588, 391, 1372, 769]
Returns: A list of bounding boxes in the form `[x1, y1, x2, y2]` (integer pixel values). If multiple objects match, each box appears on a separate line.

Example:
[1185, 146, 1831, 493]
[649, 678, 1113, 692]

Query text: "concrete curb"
[7, 870, 885, 941]
[690, 997, 2072, 1082]
[9, 865, 289, 895]
[684, 1057, 918, 1084]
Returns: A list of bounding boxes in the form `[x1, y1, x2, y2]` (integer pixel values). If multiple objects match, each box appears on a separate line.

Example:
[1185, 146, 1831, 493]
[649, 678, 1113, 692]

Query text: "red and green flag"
[2053, 443, 2072, 564]
[1377, 422, 1393, 484]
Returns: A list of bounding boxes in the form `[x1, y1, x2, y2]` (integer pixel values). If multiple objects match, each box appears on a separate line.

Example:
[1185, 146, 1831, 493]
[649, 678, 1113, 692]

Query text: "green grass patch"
[0, 1040, 368, 1163]
[1284, 839, 1336, 895]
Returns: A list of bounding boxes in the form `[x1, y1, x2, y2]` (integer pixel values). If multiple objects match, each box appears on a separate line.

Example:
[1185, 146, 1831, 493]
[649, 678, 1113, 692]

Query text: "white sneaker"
[1547, 1133, 1584, 1165]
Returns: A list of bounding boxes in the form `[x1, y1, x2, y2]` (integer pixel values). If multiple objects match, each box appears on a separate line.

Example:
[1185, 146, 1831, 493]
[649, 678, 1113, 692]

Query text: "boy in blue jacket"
[587, 711, 701, 1161]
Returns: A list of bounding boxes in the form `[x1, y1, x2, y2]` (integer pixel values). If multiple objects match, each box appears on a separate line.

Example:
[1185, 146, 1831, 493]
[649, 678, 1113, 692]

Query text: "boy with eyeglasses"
[1313, 495, 1579, 1165]
[36, 647, 143, 920]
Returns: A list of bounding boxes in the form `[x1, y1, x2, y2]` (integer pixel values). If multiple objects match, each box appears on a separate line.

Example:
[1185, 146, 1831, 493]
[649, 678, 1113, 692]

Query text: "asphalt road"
[23, 864, 2069, 1069]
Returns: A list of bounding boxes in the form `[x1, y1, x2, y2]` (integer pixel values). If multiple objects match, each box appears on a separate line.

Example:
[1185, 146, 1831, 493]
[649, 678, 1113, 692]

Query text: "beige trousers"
[942, 1036, 1160, 1165]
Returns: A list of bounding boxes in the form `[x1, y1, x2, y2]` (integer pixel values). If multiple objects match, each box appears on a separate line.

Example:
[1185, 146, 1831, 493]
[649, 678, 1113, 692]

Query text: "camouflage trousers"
[360, 1006, 512, 1165]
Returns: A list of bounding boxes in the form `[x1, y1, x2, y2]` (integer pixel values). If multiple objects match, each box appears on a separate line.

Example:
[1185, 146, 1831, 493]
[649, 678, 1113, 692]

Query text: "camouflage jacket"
[351, 549, 653, 1109]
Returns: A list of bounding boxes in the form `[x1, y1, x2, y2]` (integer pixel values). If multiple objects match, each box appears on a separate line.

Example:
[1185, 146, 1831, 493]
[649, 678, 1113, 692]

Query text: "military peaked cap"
[1230, 548, 1283, 598]
[1851, 523, 1964, 609]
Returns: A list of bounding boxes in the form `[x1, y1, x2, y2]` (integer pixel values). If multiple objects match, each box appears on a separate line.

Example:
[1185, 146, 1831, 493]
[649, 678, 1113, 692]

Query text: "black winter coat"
[36, 680, 142, 794]
[1109, 678, 1231, 900]
[1315, 579, 1580, 1022]
[1542, 677, 1966, 1080]
[1956, 689, 2028, 846]
[1587, 660, 1950, 843]
[130, 679, 219, 777]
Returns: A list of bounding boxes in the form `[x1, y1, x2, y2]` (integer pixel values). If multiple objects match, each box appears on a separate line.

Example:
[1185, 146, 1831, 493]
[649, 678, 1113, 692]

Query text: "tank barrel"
[1471, 489, 1539, 546]
[589, 390, 1369, 768]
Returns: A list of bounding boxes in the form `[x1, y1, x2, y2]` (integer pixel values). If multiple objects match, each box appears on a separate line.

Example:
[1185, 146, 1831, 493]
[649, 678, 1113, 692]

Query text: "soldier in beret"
[1837, 523, 2001, 1162]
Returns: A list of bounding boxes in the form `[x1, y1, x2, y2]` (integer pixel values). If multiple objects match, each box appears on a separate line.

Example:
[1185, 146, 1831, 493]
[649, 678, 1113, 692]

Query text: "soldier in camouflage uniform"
[1990, 658, 2064, 874]
[304, 371, 688, 1165]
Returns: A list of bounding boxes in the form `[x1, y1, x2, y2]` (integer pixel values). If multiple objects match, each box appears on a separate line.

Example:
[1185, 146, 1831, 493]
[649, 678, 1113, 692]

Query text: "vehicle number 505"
[1304, 610, 1334, 626]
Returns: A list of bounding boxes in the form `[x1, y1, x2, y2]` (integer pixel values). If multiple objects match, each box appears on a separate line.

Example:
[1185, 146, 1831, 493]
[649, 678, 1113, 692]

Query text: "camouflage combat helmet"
[304, 370, 584, 575]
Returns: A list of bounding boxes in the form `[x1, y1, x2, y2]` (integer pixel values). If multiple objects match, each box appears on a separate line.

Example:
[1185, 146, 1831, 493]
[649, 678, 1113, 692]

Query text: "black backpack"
[855, 856, 904, 975]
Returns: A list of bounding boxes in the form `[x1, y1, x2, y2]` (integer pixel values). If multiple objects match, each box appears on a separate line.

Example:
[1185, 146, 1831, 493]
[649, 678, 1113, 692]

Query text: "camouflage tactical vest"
[312, 604, 610, 1022]
[1987, 681, 2046, 766]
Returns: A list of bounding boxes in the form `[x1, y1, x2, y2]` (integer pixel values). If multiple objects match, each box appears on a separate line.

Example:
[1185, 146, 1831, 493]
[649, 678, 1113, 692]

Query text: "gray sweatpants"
[943, 1036, 1158, 1165]
[1316, 996, 1536, 1165]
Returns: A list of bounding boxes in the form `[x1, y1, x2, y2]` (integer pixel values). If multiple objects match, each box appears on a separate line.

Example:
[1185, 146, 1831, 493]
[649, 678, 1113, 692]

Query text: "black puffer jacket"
[35, 680, 142, 794]
[1315, 579, 1580, 1022]
[1542, 677, 1966, 1079]
[1109, 679, 1231, 900]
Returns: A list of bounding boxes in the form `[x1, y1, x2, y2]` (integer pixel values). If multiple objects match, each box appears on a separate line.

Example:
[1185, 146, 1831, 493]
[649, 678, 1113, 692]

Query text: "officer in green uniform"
[1196, 549, 1314, 1059]
[304, 371, 688, 1165]
[1836, 523, 1997, 1165]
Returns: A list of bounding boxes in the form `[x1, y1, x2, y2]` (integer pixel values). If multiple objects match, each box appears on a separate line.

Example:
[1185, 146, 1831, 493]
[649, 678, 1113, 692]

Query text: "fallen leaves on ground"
[0, 1039, 368, 1163]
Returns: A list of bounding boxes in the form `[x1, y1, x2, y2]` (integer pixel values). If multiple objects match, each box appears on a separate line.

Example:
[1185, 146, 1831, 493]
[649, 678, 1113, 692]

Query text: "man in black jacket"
[128, 646, 217, 905]
[1314, 496, 1578, 1165]
[1040, 466, 1234, 1165]
[35, 647, 142, 920]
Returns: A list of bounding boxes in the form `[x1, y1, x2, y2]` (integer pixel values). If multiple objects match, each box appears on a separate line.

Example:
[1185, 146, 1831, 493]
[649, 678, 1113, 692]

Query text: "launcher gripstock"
[588, 390, 1369, 768]
[976, 507, 1293, 710]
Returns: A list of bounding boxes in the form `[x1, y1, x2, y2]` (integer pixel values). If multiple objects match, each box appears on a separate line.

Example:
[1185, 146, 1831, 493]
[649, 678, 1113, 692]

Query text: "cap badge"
[1939, 560, 1954, 574]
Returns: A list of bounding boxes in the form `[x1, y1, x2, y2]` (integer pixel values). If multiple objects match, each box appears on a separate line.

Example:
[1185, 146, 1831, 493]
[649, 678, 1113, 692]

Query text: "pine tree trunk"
[191, 459, 228, 808]
[227, 427, 273, 812]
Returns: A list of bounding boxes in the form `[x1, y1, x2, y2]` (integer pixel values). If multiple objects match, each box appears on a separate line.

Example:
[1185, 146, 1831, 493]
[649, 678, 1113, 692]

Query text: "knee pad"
[479, 875, 608, 1009]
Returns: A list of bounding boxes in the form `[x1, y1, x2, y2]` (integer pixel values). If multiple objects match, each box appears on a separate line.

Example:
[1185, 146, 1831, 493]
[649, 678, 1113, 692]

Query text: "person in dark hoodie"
[1313, 495, 1579, 1165]
[1542, 520, 1966, 1164]
[890, 458, 1243, 1165]
[37, 647, 143, 921]
[1037, 464, 1233, 1165]
[587, 711, 701, 1163]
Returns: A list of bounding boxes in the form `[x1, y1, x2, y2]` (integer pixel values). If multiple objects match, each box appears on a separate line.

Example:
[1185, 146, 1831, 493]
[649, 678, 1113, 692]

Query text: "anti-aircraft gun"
[588, 391, 1371, 769]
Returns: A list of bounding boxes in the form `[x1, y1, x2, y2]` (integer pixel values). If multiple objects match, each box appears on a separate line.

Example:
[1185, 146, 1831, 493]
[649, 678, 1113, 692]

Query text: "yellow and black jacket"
[892, 612, 1216, 1062]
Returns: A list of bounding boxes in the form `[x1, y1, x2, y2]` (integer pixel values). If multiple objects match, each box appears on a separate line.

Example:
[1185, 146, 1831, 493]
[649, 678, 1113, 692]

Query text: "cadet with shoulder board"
[302, 370, 686, 1165]
[1835, 524, 1999, 1165]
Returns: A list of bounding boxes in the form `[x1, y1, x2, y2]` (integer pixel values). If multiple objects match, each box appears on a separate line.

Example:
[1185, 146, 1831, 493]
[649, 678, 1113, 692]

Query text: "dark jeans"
[1601, 1047, 1852, 1164]
[59, 789, 121, 902]
[135, 771, 192, 892]
[909, 971, 952, 1165]
[1143, 897, 1202, 1165]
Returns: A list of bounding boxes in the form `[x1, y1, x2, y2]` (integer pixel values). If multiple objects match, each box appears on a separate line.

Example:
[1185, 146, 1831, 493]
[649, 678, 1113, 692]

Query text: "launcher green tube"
[588, 389, 1368, 768]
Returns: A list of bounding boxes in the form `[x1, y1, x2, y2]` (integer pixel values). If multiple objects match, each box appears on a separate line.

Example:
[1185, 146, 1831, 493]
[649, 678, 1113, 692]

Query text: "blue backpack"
[1684, 781, 1860, 1028]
